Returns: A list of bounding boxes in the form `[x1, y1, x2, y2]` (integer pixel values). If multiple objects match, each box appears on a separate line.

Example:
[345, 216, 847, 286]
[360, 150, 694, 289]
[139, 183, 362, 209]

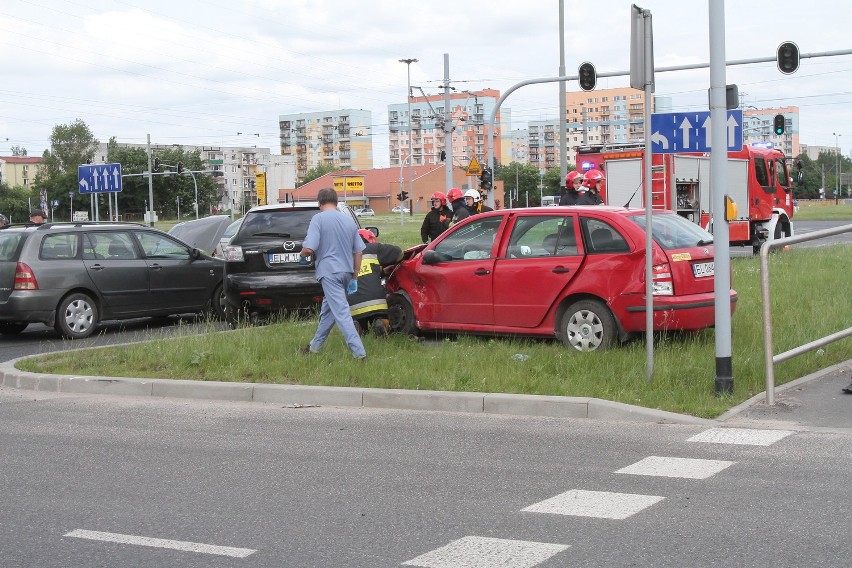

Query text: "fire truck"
[575, 144, 795, 251]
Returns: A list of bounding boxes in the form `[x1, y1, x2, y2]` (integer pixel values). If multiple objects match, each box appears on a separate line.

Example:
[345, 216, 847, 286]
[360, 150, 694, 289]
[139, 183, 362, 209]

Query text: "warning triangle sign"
[466, 157, 482, 176]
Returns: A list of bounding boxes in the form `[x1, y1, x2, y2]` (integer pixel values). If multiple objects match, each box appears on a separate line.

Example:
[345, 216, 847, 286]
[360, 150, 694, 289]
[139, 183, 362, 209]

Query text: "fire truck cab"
[576, 144, 795, 251]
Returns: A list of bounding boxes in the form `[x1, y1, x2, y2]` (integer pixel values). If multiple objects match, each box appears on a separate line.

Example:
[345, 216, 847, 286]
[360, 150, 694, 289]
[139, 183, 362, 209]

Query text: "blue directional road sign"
[78, 163, 123, 194]
[650, 110, 742, 154]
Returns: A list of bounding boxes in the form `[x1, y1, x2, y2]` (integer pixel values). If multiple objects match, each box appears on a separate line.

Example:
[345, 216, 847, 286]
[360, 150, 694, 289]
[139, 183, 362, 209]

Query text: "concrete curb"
[0, 355, 714, 425]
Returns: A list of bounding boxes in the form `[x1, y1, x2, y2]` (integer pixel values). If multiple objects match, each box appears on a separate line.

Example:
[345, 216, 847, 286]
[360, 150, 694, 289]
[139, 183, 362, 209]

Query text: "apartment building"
[279, 109, 373, 182]
[0, 156, 42, 188]
[742, 106, 800, 158]
[388, 88, 503, 171]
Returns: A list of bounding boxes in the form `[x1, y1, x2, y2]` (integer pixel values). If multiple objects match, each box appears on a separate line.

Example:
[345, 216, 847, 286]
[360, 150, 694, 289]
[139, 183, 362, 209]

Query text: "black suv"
[222, 202, 375, 322]
[0, 222, 225, 339]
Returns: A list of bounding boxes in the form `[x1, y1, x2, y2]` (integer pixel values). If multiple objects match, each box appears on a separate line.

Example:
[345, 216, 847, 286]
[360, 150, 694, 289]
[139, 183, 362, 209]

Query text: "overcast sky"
[2, 0, 851, 168]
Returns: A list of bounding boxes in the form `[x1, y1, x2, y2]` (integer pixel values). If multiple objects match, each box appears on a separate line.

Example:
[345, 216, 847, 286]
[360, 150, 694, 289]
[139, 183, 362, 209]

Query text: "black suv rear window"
[237, 209, 318, 240]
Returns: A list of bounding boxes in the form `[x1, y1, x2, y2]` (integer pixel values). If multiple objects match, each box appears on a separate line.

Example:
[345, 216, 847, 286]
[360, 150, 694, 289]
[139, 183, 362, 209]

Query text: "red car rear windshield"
[629, 213, 714, 250]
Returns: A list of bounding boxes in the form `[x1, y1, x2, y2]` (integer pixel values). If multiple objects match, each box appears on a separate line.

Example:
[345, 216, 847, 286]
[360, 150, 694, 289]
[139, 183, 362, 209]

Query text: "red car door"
[493, 213, 583, 328]
[417, 216, 502, 326]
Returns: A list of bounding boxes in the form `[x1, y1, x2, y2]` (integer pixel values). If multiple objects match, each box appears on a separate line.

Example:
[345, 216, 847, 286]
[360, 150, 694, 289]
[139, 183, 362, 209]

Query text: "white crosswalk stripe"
[687, 427, 794, 446]
[616, 456, 735, 479]
[402, 536, 570, 568]
[522, 489, 664, 519]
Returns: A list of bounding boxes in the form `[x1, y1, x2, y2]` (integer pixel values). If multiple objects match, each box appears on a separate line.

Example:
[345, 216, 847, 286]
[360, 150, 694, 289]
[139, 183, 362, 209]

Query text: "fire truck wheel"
[560, 299, 616, 352]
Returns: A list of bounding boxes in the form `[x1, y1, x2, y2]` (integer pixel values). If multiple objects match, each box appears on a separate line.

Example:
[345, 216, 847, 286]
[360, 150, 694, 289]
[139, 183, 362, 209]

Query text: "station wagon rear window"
[0, 233, 24, 261]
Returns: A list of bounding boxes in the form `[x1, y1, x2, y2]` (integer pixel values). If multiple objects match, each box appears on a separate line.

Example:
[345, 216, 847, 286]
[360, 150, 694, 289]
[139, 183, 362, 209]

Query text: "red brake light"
[652, 262, 673, 296]
[13, 262, 38, 290]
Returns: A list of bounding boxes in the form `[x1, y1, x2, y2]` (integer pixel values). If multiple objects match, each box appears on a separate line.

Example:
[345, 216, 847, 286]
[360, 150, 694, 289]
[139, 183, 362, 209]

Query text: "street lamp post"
[399, 57, 418, 215]
[833, 132, 842, 204]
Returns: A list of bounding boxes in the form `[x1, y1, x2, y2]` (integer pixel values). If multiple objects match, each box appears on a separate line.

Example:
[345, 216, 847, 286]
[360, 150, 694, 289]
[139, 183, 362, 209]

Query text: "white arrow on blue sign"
[650, 110, 742, 154]
[77, 163, 123, 194]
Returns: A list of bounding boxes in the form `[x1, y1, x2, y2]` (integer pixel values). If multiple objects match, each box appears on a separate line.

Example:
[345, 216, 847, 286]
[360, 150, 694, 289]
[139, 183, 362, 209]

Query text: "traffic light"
[578, 62, 597, 91]
[396, 191, 408, 201]
[153, 157, 160, 170]
[776, 41, 799, 75]
[773, 114, 786, 135]
[176, 161, 184, 174]
[439, 150, 446, 162]
[479, 167, 492, 191]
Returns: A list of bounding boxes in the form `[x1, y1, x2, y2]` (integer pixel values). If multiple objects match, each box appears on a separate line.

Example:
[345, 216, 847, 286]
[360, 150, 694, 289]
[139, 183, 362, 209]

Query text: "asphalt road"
[0, 316, 226, 364]
[0, 391, 849, 567]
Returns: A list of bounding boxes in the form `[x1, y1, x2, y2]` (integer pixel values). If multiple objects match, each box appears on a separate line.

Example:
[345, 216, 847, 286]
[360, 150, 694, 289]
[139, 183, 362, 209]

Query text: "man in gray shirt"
[299, 188, 367, 359]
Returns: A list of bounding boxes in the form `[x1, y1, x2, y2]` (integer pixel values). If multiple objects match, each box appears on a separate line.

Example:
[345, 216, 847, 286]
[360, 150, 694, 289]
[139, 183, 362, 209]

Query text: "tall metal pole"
[558, 0, 568, 190]
[710, 0, 733, 395]
[640, 7, 655, 380]
[399, 58, 418, 213]
[834, 132, 841, 204]
[146, 134, 155, 227]
[444, 54, 453, 194]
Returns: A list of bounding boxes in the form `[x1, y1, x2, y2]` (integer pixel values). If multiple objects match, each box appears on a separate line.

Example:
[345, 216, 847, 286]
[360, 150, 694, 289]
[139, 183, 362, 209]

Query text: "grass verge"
[18, 245, 851, 419]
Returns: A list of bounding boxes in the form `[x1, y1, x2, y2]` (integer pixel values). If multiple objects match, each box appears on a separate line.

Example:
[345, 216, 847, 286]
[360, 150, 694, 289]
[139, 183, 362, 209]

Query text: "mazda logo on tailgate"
[283, 241, 296, 251]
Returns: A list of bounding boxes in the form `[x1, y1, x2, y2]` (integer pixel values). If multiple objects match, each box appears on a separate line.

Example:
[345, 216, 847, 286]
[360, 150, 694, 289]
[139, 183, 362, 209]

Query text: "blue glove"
[298, 255, 310, 265]
[347, 279, 358, 295]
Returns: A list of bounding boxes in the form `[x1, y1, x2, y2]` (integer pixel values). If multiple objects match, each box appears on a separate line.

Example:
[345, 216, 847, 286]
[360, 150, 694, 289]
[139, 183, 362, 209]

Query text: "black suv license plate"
[268, 252, 301, 264]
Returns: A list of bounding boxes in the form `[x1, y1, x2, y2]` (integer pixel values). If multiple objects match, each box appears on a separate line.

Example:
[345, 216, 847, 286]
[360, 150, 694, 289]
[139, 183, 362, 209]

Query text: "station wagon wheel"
[387, 293, 417, 335]
[560, 299, 616, 352]
[0, 322, 28, 335]
[55, 293, 98, 340]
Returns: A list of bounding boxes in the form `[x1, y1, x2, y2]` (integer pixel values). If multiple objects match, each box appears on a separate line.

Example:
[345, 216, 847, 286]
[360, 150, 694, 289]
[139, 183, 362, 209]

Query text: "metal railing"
[761, 224, 852, 404]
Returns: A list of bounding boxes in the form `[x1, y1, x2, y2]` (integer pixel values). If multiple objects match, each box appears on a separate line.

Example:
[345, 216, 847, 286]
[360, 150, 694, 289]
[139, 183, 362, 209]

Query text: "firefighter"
[348, 229, 403, 337]
[577, 169, 605, 205]
[560, 170, 584, 205]
[447, 187, 469, 223]
[420, 191, 452, 242]
[464, 189, 493, 215]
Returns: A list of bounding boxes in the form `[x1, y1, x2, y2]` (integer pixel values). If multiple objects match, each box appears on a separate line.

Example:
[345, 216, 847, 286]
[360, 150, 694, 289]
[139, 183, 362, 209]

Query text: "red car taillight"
[652, 262, 673, 296]
[13, 262, 38, 290]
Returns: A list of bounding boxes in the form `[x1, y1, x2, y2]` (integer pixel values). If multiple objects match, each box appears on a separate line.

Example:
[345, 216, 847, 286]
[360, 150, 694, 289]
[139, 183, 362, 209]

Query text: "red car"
[386, 206, 737, 351]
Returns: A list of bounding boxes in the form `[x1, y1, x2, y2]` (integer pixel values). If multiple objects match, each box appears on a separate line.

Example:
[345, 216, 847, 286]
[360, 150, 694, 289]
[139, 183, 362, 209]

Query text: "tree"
[10, 145, 27, 157]
[497, 162, 537, 207]
[0, 180, 32, 222]
[298, 164, 341, 187]
[34, 120, 100, 220]
[793, 152, 851, 200]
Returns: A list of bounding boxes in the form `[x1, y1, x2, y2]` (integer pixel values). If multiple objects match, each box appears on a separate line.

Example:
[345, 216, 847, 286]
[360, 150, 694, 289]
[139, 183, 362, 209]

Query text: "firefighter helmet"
[447, 187, 464, 202]
[463, 189, 482, 203]
[357, 229, 377, 244]
[566, 170, 584, 185]
[430, 191, 447, 206]
[582, 169, 605, 188]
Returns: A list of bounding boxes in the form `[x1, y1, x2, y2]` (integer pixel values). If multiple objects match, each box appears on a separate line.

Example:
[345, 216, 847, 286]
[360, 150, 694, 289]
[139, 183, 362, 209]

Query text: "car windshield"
[238, 209, 317, 239]
[630, 213, 714, 250]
